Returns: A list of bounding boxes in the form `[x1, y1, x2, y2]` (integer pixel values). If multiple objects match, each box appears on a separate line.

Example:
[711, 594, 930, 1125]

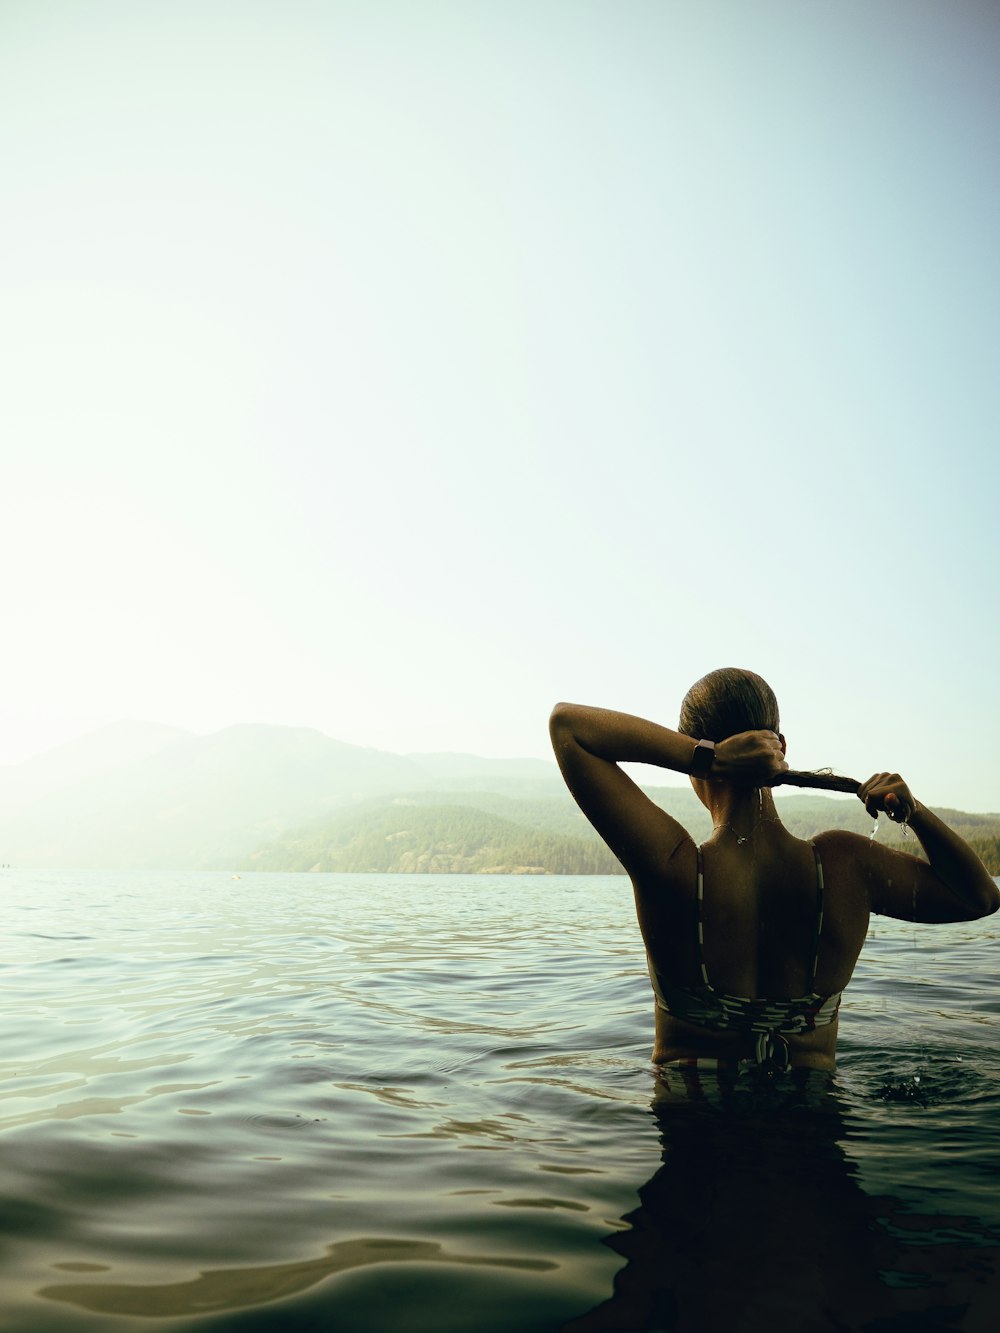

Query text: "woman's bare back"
[633, 827, 872, 1068]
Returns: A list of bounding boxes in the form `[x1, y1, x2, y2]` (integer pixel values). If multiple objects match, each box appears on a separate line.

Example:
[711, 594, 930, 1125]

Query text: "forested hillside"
[244, 789, 1000, 875]
[245, 801, 622, 874]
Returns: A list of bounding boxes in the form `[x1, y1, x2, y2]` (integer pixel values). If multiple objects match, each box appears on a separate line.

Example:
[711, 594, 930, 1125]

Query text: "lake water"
[1, 871, 998, 1332]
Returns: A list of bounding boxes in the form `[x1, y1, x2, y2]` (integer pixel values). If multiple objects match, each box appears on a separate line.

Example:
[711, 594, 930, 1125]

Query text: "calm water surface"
[1, 871, 999, 1332]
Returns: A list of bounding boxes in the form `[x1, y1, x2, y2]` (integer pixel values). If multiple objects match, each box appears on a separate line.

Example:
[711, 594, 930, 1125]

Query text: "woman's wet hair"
[678, 668, 780, 743]
[679, 667, 860, 794]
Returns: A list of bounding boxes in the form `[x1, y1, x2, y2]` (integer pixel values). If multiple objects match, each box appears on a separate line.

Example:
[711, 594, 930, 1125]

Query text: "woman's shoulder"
[811, 828, 889, 905]
[811, 827, 873, 872]
[812, 828, 871, 859]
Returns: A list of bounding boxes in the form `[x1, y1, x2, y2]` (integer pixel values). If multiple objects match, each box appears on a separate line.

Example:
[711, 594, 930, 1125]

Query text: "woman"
[549, 668, 998, 1074]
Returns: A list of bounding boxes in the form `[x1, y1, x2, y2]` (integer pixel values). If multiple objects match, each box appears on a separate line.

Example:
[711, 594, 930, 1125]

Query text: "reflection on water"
[1, 872, 999, 1331]
[40, 1237, 556, 1318]
[565, 1069, 1000, 1332]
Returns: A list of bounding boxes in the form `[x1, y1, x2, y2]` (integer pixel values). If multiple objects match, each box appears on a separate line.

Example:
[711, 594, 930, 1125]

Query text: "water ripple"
[0, 870, 997, 1331]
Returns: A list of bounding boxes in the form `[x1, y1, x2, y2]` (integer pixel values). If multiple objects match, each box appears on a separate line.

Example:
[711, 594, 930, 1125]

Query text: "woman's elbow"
[549, 702, 575, 733]
[967, 870, 1000, 918]
[549, 702, 584, 754]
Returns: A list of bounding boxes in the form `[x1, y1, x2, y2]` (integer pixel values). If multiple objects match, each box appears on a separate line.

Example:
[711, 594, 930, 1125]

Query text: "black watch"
[690, 739, 716, 779]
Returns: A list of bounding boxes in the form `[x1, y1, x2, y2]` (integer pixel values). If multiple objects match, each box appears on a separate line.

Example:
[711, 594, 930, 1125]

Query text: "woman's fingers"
[884, 791, 915, 822]
[714, 730, 787, 782]
[858, 773, 913, 822]
[859, 772, 885, 817]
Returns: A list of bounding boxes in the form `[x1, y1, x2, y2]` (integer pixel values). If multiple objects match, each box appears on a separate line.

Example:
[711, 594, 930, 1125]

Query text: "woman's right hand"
[857, 772, 920, 823]
[713, 730, 788, 785]
[855, 773, 998, 920]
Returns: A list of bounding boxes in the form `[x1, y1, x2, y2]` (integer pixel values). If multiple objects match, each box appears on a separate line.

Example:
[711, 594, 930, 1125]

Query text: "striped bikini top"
[646, 843, 842, 1067]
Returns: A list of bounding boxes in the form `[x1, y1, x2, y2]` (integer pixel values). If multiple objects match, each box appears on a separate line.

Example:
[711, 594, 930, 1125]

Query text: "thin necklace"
[713, 814, 782, 846]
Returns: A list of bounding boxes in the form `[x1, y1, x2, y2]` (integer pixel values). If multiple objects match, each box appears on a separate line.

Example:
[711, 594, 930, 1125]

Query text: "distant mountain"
[404, 752, 559, 789]
[0, 720, 191, 815]
[0, 724, 428, 869]
[1, 721, 997, 872]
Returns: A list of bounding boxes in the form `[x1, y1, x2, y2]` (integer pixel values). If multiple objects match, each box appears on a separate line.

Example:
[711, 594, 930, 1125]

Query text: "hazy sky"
[3, 1, 999, 809]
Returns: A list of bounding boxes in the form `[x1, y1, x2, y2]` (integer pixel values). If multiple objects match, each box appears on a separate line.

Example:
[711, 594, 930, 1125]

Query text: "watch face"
[692, 741, 714, 777]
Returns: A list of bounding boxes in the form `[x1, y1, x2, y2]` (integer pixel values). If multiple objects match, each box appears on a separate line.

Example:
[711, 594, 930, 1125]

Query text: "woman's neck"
[705, 786, 784, 844]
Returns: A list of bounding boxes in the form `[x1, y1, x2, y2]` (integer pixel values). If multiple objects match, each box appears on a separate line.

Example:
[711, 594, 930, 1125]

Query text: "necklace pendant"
[737, 834, 748, 845]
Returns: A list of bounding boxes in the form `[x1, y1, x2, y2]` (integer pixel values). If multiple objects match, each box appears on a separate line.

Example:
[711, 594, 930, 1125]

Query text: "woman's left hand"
[857, 772, 918, 823]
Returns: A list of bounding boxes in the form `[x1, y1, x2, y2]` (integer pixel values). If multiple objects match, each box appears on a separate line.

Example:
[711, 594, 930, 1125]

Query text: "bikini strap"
[695, 846, 709, 986]
[810, 843, 825, 989]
